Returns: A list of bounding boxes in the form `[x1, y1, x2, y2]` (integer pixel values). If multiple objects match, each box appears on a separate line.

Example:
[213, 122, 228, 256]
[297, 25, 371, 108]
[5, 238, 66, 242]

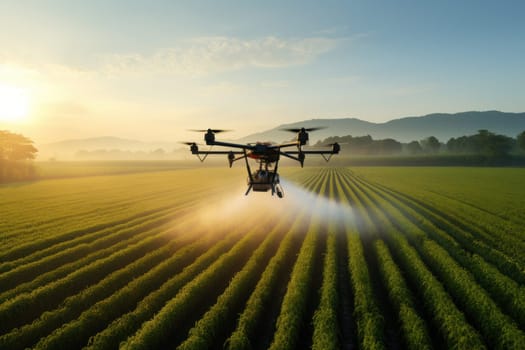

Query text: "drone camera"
[333, 142, 340, 154]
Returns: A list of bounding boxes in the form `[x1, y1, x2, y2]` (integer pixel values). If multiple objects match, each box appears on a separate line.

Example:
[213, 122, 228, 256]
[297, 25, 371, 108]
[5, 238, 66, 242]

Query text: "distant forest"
[2, 129, 525, 183]
[317, 129, 525, 157]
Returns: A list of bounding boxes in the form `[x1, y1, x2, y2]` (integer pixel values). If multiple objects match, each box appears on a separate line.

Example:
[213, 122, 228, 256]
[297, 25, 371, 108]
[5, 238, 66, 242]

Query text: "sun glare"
[0, 83, 30, 122]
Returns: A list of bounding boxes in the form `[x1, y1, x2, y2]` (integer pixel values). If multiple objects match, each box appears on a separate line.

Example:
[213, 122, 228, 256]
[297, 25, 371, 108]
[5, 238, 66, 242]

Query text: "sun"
[0, 83, 30, 122]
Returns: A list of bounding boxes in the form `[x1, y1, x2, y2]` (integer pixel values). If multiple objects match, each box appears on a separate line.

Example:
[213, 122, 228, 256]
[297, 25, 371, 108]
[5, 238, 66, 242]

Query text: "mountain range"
[37, 111, 525, 160]
[240, 111, 525, 144]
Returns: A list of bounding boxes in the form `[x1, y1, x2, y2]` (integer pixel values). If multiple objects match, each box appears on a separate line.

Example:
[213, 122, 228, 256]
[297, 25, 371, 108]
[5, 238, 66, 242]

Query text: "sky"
[0, 0, 524, 144]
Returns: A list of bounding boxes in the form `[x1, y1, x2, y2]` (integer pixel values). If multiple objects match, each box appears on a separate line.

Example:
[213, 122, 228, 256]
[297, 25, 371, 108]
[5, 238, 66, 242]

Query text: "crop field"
[1, 166, 524, 349]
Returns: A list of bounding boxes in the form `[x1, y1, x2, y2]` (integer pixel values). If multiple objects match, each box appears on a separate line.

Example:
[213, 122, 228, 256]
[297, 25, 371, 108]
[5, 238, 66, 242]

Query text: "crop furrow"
[0, 226, 207, 350]
[0, 212, 180, 292]
[85, 229, 248, 350]
[355, 175, 525, 271]
[333, 171, 385, 350]
[268, 221, 324, 349]
[30, 230, 239, 350]
[374, 240, 432, 350]
[177, 217, 289, 349]
[118, 225, 265, 350]
[0, 196, 206, 273]
[348, 171, 525, 349]
[312, 230, 339, 350]
[0, 227, 176, 333]
[352, 173, 525, 328]
[225, 215, 308, 349]
[338, 171, 486, 349]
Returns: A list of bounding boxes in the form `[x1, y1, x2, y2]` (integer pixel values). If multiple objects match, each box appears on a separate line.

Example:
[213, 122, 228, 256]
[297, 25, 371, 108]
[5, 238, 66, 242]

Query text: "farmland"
[1, 166, 524, 349]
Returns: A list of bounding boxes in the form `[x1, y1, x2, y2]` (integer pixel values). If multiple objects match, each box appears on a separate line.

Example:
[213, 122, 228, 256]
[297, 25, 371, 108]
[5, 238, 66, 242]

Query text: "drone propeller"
[180, 142, 198, 146]
[281, 127, 326, 133]
[188, 129, 232, 134]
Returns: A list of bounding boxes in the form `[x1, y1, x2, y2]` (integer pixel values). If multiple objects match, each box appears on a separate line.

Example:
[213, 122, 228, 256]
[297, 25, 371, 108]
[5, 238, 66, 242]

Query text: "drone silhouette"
[185, 127, 339, 198]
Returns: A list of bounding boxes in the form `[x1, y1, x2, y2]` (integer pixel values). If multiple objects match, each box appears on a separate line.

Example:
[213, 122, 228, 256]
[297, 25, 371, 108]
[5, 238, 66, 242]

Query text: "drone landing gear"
[245, 184, 253, 196]
[274, 183, 284, 198]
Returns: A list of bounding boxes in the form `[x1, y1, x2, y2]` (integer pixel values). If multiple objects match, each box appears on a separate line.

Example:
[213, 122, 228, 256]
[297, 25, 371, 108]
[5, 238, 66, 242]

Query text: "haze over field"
[35, 111, 525, 160]
[1, 1, 524, 145]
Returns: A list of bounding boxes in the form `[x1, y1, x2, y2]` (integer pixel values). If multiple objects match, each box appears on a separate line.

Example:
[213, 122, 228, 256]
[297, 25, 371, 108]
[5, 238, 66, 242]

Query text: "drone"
[184, 127, 340, 198]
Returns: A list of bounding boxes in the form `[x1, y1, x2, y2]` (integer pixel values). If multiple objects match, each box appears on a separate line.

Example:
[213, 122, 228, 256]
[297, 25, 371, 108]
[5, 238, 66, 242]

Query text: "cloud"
[98, 36, 339, 76]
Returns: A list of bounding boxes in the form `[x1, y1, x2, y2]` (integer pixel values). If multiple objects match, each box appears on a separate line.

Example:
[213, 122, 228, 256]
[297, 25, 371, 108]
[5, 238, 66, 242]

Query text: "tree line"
[2, 128, 525, 183]
[317, 130, 525, 157]
[0, 130, 38, 182]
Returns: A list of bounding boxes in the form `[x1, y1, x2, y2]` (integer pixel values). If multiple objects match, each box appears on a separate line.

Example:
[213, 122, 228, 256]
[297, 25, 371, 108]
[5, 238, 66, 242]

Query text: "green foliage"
[226, 216, 306, 350]
[406, 140, 422, 154]
[447, 129, 515, 156]
[0, 130, 37, 161]
[86, 233, 242, 349]
[312, 232, 340, 350]
[0, 130, 38, 183]
[316, 134, 402, 155]
[1, 167, 524, 349]
[178, 221, 285, 350]
[420, 136, 441, 153]
[374, 240, 432, 350]
[350, 168, 525, 349]
[517, 130, 525, 151]
[121, 229, 262, 349]
[269, 222, 322, 350]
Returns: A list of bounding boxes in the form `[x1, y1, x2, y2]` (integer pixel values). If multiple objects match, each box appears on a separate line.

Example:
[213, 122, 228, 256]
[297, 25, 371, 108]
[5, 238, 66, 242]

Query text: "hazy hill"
[36, 111, 525, 160]
[38, 136, 180, 160]
[239, 111, 525, 143]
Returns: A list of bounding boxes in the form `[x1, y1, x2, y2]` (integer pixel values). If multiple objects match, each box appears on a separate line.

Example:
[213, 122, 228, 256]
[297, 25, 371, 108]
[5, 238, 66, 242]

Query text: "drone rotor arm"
[268, 141, 300, 149]
[207, 140, 255, 150]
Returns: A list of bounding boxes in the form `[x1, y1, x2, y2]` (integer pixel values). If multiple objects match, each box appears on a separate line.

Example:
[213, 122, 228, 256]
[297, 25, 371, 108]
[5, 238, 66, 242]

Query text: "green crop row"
[0, 205, 174, 274]
[374, 240, 432, 350]
[352, 168, 525, 266]
[0, 217, 173, 304]
[354, 174, 525, 329]
[0, 227, 175, 334]
[354, 174, 525, 285]
[0, 169, 227, 248]
[1, 166, 524, 349]
[31, 232, 238, 350]
[0, 227, 205, 349]
[333, 173, 385, 350]
[85, 229, 244, 350]
[0, 185, 210, 263]
[0, 210, 178, 294]
[268, 221, 322, 349]
[120, 226, 264, 350]
[337, 169, 486, 349]
[178, 217, 289, 349]
[347, 170, 525, 349]
[311, 231, 339, 350]
[225, 215, 307, 349]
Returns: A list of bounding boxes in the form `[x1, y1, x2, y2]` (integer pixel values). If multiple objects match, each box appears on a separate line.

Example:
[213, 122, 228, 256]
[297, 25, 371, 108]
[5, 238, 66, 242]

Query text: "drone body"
[185, 128, 339, 198]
